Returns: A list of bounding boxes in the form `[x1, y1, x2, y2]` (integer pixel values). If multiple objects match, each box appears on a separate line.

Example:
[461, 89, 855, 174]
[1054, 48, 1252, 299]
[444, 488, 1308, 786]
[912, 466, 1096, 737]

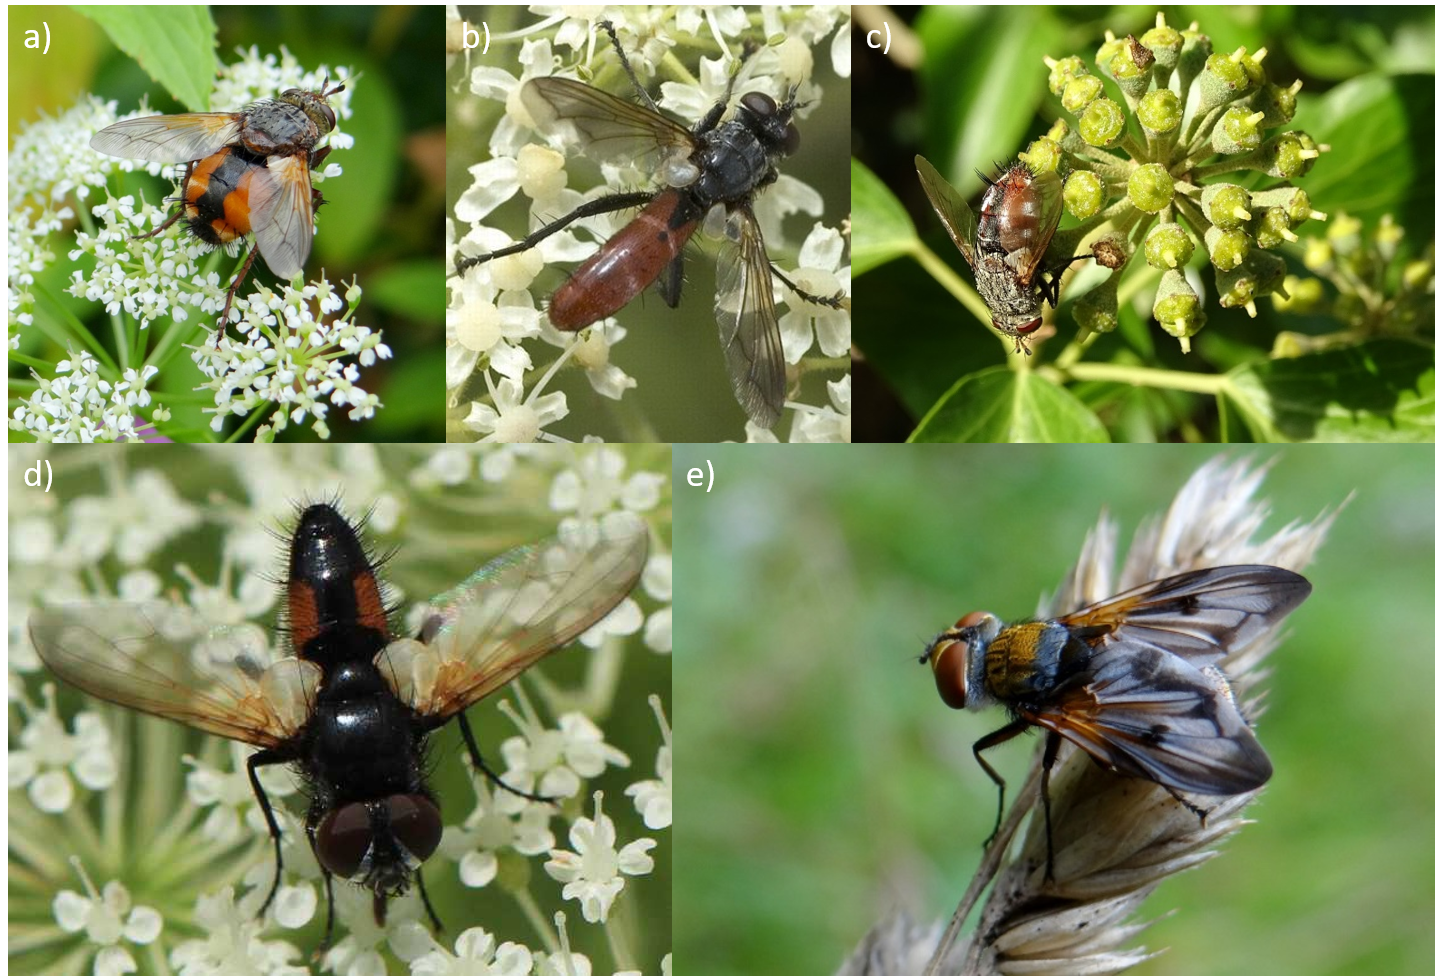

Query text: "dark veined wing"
[1003, 168, 1064, 286]
[714, 204, 785, 429]
[1057, 565, 1311, 666]
[914, 155, 978, 269]
[29, 603, 319, 749]
[381, 512, 649, 721]
[521, 76, 694, 169]
[90, 113, 244, 164]
[1026, 642, 1272, 795]
[248, 154, 315, 279]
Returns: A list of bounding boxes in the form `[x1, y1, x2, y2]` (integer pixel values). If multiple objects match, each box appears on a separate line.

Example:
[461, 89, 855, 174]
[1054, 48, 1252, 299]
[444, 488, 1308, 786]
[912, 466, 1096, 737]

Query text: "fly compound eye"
[386, 794, 442, 864]
[740, 92, 777, 118]
[926, 634, 970, 710]
[779, 122, 800, 156]
[316, 802, 375, 878]
[954, 611, 991, 628]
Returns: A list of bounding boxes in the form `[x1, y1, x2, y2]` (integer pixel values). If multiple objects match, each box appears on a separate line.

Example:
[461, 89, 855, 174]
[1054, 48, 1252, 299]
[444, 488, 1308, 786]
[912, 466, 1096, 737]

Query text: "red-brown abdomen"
[548, 190, 699, 331]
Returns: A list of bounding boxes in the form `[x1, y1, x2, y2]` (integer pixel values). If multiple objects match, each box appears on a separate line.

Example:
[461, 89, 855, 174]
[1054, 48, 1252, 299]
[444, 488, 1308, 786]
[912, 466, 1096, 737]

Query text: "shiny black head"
[738, 91, 801, 157]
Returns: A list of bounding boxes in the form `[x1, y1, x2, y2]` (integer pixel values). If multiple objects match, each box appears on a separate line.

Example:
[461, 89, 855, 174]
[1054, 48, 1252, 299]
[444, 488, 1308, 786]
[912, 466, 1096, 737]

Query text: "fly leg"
[1040, 730, 1063, 882]
[456, 710, 556, 804]
[246, 748, 292, 919]
[455, 192, 654, 276]
[414, 869, 443, 931]
[971, 718, 1031, 848]
[212, 244, 261, 348]
[769, 266, 849, 312]
[1161, 785, 1211, 826]
[130, 160, 196, 241]
[599, 20, 666, 117]
[1036, 253, 1094, 309]
[599, 19, 739, 137]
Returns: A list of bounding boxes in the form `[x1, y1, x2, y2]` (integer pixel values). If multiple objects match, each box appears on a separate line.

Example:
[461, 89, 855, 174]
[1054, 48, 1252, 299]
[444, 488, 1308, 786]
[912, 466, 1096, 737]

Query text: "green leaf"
[852, 158, 917, 277]
[365, 260, 447, 322]
[910, 367, 1110, 442]
[77, 6, 217, 110]
[914, 7, 1064, 198]
[1225, 340, 1435, 442]
[1296, 74, 1435, 241]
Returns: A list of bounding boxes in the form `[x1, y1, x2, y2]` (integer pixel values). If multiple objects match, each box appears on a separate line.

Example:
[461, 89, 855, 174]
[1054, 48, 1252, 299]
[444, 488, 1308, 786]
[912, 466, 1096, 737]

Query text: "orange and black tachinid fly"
[920, 565, 1310, 876]
[90, 79, 346, 341]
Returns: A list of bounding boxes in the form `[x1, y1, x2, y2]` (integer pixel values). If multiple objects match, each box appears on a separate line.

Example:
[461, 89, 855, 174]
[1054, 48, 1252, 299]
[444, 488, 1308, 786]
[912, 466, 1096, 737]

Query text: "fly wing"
[248, 154, 314, 279]
[714, 205, 785, 429]
[383, 513, 649, 722]
[1005, 168, 1065, 285]
[29, 603, 317, 749]
[915, 155, 979, 269]
[1028, 643, 1272, 795]
[91, 113, 244, 164]
[1058, 565, 1311, 666]
[522, 76, 694, 169]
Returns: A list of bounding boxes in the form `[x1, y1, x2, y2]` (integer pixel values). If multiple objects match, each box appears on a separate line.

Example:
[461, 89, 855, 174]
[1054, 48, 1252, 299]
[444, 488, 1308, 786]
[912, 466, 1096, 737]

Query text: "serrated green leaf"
[78, 6, 217, 110]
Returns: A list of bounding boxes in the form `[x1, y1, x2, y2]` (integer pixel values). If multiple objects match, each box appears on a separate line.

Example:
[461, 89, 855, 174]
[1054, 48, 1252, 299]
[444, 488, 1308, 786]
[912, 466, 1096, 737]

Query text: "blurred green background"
[674, 445, 1435, 976]
[9, 5, 447, 441]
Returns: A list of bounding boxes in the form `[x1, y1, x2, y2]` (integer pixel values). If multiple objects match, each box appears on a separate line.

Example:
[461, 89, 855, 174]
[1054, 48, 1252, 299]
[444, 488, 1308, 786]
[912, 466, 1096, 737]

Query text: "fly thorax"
[691, 125, 770, 205]
[986, 622, 1069, 700]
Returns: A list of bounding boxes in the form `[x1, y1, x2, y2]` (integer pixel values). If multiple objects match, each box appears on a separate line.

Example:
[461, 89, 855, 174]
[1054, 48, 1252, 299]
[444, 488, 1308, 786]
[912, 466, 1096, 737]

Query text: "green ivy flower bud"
[1062, 75, 1105, 113]
[1145, 222, 1194, 269]
[1046, 55, 1089, 94]
[1137, 88, 1182, 134]
[1211, 106, 1266, 154]
[1153, 270, 1205, 352]
[1205, 225, 1252, 271]
[1128, 163, 1175, 212]
[1078, 97, 1126, 146]
[1202, 184, 1253, 229]
[1063, 170, 1105, 221]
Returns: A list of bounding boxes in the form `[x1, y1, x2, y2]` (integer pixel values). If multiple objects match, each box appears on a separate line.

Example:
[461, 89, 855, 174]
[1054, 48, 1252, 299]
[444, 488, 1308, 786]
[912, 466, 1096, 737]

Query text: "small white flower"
[410, 926, 534, 976]
[625, 698, 672, 831]
[641, 553, 672, 654]
[544, 792, 657, 923]
[789, 374, 851, 444]
[500, 711, 631, 801]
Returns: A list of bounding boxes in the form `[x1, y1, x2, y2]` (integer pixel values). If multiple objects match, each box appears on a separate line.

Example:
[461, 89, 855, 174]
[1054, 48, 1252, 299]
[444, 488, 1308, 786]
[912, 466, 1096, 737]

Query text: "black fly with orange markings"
[30, 502, 648, 945]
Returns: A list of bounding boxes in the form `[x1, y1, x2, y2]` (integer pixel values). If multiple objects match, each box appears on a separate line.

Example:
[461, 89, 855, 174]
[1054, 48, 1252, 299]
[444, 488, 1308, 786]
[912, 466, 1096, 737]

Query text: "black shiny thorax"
[686, 97, 795, 209]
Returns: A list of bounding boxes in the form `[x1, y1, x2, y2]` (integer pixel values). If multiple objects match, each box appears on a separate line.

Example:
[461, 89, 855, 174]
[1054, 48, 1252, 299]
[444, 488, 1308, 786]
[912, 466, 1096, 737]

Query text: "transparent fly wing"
[29, 602, 318, 747]
[714, 205, 785, 429]
[381, 513, 649, 720]
[522, 76, 694, 170]
[91, 113, 244, 164]
[248, 154, 315, 279]
[915, 155, 979, 269]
